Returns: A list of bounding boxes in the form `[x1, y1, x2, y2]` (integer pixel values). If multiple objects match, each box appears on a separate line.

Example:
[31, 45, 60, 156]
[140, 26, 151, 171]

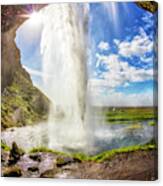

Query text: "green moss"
[29, 146, 69, 156]
[56, 157, 65, 165]
[1, 140, 11, 151]
[56, 157, 70, 166]
[72, 153, 90, 161]
[90, 143, 156, 163]
[28, 142, 156, 163]
[72, 143, 156, 162]
[29, 146, 55, 153]
[1, 71, 49, 129]
[148, 121, 156, 126]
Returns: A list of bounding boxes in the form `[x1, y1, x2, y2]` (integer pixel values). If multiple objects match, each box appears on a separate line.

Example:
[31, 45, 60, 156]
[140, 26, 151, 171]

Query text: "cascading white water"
[40, 4, 90, 152]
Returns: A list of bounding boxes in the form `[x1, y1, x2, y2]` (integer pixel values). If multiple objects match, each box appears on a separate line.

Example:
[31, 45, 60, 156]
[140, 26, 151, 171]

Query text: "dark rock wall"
[1, 5, 45, 91]
[1, 5, 49, 129]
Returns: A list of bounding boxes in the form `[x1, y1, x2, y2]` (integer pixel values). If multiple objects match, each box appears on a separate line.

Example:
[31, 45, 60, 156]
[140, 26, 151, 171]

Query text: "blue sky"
[15, 2, 158, 106]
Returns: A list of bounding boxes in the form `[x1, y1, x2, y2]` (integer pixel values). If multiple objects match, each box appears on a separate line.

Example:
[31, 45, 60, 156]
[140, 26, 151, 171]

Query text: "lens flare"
[29, 11, 42, 24]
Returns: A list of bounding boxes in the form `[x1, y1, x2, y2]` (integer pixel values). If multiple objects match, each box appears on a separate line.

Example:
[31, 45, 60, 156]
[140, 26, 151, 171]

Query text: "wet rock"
[29, 154, 41, 162]
[1, 149, 157, 179]
[8, 142, 24, 165]
[28, 166, 39, 172]
[55, 171, 72, 179]
[3, 165, 22, 177]
[73, 157, 82, 163]
[40, 169, 57, 178]
[62, 163, 79, 171]
[56, 156, 75, 167]
[1, 150, 9, 165]
[10, 128, 15, 132]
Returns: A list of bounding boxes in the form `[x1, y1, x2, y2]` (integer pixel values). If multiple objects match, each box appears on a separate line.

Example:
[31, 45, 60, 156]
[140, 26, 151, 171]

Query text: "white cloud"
[89, 52, 154, 106]
[142, 12, 154, 29]
[116, 28, 153, 58]
[98, 41, 110, 51]
[89, 89, 154, 107]
[113, 39, 120, 45]
[140, 56, 153, 63]
[94, 54, 153, 88]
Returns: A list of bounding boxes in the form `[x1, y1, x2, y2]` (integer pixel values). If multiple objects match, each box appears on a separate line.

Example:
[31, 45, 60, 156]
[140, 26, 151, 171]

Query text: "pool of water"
[1, 119, 156, 155]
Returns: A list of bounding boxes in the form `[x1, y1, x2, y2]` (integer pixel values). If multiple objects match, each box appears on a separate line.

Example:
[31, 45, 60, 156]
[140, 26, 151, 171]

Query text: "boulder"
[8, 142, 24, 165]
[3, 165, 22, 177]
[29, 154, 42, 162]
[28, 166, 39, 172]
[56, 156, 75, 167]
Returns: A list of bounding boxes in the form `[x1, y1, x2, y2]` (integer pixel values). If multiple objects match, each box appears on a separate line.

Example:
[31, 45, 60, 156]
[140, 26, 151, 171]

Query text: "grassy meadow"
[103, 107, 157, 124]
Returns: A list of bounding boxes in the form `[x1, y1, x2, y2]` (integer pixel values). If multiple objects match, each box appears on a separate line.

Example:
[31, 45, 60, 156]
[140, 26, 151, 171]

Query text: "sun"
[28, 11, 42, 24]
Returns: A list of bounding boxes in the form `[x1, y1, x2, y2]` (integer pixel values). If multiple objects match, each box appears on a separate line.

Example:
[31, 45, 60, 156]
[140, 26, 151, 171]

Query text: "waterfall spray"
[40, 4, 91, 152]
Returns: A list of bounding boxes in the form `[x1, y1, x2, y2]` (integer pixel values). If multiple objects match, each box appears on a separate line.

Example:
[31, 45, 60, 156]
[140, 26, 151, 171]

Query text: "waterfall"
[40, 4, 90, 152]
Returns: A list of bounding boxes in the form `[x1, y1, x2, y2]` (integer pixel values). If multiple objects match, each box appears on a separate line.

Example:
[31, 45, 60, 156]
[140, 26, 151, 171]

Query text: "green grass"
[28, 141, 157, 163]
[29, 146, 69, 157]
[89, 143, 156, 162]
[105, 107, 157, 124]
[3, 142, 156, 163]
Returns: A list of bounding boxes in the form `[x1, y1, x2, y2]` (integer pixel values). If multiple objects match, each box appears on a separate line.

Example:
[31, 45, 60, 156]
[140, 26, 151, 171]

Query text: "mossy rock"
[40, 169, 57, 178]
[3, 165, 22, 177]
[56, 156, 75, 167]
[28, 166, 39, 172]
[29, 154, 42, 162]
[1, 71, 50, 129]
[8, 142, 24, 165]
[1, 140, 11, 151]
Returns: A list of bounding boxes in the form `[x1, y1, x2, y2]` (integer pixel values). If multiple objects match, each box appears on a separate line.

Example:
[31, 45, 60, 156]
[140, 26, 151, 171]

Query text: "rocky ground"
[1, 143, 157, 180]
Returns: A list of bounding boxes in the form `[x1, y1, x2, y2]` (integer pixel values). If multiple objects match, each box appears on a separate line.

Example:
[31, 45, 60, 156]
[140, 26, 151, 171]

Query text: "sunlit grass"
[28, 141, 157, 163]
[89, 143, 156, 163]
[105, 107, 157, 124]
[29, 146, 69, 156]
[126, 123, 143, 130]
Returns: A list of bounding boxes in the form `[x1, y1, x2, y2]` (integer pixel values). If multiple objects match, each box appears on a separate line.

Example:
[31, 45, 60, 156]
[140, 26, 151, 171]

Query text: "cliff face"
[1, 24, 29, 91]
[136, 1, 158, 13]
[1, 5, 49, 130]
[1, 5, 46, 91]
